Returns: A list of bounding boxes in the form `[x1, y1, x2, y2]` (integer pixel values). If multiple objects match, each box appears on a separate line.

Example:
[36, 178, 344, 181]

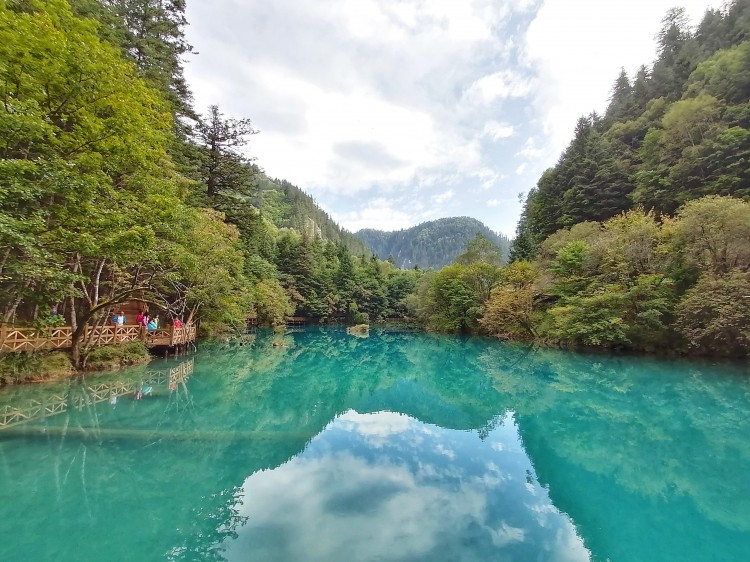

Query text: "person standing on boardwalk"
[113, 311, 125, 326]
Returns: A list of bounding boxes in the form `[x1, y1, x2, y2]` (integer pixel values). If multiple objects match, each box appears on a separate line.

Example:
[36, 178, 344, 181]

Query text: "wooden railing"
[0, 324, 196, 353]
[0, 358, 194, 429]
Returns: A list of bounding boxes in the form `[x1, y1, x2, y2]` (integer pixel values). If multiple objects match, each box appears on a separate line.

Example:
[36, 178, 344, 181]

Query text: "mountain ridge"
[356, 217, 510, 269]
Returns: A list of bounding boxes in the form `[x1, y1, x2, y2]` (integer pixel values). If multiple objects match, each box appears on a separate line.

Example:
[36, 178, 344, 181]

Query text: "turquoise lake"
[1, 328, 749, 561]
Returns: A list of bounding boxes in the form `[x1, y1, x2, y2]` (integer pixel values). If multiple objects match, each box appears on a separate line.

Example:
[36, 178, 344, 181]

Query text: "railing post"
[0, 325, 7, 352]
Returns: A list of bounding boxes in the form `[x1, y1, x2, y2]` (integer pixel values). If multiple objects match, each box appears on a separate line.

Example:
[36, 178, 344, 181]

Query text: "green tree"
[671, 196, 750, 275]
[605, 68, 634, 122]
[71, 0, 194, 115]
[195, 105, 258, 196]
[480, 261, 539, 339]
[456, 232, 503, 265]
[0, 0, 188, 365]
[675, 272, 750, 356]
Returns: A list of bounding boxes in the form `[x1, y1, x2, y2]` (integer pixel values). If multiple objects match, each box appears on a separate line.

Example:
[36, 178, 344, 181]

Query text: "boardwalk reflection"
[0, 358, 194, 430]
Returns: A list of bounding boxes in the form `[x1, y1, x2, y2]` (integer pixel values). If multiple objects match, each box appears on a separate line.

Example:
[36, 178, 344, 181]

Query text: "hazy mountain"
[356, 217, 511, 269]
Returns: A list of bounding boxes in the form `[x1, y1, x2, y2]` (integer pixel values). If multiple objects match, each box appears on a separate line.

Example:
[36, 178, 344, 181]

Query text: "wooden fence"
[0, 324, 196, 354]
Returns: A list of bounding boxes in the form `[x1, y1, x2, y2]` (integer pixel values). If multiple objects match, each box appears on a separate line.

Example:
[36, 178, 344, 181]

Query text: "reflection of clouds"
[435, 443, 456, 460]
[220, 410, 590, 561]
[490, 521, 525, 547]
[337, 409, 413, 436]
[551, 526, 594, 562]
[226, 452, 487, 561]
[473, 461, 507, 488]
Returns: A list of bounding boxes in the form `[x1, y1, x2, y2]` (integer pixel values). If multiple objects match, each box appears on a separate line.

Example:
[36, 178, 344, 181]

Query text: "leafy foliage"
[417, 197, 749, 356]
[675, 272, 750, 355]
[511, 0, 750, 259]
[0, 0, 415, 371]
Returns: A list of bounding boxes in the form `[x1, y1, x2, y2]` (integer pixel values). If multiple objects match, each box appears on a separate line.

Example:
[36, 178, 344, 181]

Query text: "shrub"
[353, 312, 370, 324]
[675, 271, 750, 356]
[0, 351, 74, 385]
[86, 342, 151, 370]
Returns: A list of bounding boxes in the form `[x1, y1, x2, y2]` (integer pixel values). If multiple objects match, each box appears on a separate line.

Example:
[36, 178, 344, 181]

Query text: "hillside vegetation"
[512, 1, 750, 257]
[357, 217, 510, 269]
[410, 0, 750, 357]
[0, 0, 412, 371]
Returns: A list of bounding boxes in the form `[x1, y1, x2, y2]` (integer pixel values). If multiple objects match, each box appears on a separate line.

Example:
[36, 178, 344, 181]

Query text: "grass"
[85, 341, 151, 371]
[0, 342, 154, 385]
[0, 351, 74, 385]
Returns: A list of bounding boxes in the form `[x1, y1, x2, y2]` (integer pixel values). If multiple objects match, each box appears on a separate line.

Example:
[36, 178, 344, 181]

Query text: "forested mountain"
[511, 0, 750, 260]
[357, 218, 510, 269]
[257, 175, 369, 255]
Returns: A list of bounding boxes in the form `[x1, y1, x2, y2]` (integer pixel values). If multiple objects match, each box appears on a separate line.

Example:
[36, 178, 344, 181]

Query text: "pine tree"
[194, 105, 258, 197]
[72, 0, 194, 115]
[605, 68, 634, 122]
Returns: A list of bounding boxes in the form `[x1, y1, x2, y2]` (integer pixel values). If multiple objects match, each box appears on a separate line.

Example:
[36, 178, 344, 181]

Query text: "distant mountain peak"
[356, 217, 510, 269]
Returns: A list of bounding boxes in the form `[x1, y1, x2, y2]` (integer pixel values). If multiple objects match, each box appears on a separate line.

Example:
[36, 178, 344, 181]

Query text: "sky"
[183, 0, 718, 237]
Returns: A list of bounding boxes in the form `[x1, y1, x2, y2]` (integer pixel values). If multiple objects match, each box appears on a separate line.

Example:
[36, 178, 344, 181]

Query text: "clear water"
[1, 328, 749, 562]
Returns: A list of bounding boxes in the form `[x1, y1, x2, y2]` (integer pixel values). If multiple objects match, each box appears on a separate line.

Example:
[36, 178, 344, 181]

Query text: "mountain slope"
[256, 175, 370, 255]
[356, 217, 510, 269]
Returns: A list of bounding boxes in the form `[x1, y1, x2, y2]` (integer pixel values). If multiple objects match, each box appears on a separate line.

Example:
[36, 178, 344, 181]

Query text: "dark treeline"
[0, 0, 413, 369]
[414, 1, 750, 357]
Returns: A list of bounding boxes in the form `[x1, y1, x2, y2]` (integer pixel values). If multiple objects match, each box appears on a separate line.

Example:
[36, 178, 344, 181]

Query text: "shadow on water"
[0, 328, 748, 561]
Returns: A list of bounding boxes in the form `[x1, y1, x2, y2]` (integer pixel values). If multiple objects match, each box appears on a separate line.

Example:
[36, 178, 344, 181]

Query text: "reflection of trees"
[167, 485, 249, 562]
[477, 343, 750, 536]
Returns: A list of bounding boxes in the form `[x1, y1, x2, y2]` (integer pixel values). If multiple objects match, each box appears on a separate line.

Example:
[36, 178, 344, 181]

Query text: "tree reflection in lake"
[0, 329, 748, 561]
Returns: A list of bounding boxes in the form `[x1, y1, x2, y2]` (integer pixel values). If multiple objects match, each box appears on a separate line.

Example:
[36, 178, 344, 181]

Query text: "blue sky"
[184, 0, 717, 237]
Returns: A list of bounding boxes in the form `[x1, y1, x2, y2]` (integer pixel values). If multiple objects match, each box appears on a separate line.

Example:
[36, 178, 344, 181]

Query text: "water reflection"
[0, 329, 748, 561]
[221, 410, 589, 562]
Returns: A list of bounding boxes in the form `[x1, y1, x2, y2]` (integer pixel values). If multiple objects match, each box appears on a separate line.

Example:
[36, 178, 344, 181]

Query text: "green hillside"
[511, 1, 750, 260]
[357, 217, 510, 269]
[257, 175, 369, 255]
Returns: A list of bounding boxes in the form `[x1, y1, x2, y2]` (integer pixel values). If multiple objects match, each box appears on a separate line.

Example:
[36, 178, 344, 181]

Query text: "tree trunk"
[70, 323, 86, 370]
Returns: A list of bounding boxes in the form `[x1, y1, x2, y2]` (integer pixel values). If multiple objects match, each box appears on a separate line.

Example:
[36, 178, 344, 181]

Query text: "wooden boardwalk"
[0, 324, 196, 354]
[0, 358, 194, 430]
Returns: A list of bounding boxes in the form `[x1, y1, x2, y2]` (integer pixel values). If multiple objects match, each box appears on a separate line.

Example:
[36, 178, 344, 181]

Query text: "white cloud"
[433, 190, 455, 204]
[465, 70, 535, 105]
[183, 0, 721, 235]
[474, 168, 507, 191]
[483, 121, 515, 140]
[331, 197, 433, 231]
[516, 136, 546, 159]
